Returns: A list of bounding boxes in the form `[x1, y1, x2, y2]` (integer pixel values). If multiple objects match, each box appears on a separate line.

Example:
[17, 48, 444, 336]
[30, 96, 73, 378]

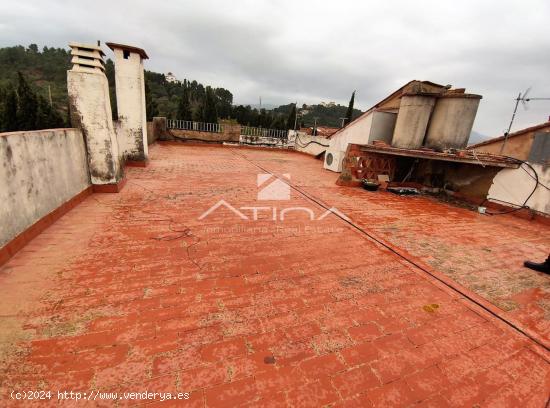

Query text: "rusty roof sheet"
[359, 143, 519, 168]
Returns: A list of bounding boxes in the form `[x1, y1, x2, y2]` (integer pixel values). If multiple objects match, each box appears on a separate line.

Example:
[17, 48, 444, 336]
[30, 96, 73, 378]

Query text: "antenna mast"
[500, 88, 550, 155]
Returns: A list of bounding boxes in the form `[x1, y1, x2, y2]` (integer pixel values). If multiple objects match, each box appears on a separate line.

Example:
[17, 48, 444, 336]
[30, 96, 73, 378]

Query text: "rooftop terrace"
[0, 143, 549, 406]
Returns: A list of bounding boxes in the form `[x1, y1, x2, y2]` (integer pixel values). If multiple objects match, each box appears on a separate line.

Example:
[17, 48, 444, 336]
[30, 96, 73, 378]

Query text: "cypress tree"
[202, 86, 218, 123]
[286, 103, 297, 130]
[345, 90, 355, 127]
[105, 59, 118, 120]
[3, 86, 18, 131]
[177, 85, 192, 121]
[16, 72, 38, 130]
[145, 80, 159, 121]
[36, 95, 64, 129]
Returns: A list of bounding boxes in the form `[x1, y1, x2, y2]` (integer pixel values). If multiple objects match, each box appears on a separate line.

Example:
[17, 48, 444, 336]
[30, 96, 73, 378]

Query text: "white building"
[165, 72, 179, 84]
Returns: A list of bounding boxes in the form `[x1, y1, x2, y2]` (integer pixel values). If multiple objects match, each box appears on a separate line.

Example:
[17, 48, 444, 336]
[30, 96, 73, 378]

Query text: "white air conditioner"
[323, 149, 345, 172]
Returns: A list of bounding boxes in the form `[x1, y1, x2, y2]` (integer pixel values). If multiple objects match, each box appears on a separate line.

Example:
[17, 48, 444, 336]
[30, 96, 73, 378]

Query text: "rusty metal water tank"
[391, 94, 436, 149]
[424, 93, 482, 150]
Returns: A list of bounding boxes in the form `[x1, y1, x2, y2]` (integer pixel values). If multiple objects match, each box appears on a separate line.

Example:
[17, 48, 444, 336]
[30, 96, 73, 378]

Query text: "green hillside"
[0, 45, 71, 118]
[274, 102, 362, 128]
[0, 44, 362, 132]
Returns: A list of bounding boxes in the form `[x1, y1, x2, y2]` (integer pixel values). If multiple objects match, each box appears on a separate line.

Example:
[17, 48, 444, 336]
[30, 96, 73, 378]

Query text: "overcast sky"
[1, 0, 549, 136]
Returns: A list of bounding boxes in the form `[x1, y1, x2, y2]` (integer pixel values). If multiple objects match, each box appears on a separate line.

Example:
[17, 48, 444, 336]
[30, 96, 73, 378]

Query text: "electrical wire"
[482, 156, 541, 215]
[294, 132, 330, 148]
[520, 163, 550, 191]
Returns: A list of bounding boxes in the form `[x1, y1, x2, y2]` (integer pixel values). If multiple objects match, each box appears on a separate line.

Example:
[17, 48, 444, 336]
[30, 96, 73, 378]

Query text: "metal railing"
[167, 119, 223, 133]
[240, 126, 288, 139]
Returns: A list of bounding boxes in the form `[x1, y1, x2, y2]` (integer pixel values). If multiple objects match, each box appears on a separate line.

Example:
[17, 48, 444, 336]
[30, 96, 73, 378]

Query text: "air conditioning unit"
[323, 149, 345, 172]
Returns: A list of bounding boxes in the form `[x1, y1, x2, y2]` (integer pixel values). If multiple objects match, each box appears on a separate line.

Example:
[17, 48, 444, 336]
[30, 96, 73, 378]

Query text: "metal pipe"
[500, 92, 522, 155]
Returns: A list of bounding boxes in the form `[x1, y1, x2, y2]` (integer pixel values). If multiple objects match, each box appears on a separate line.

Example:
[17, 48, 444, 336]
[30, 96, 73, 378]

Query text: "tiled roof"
[469, 121, 550, 149]
[1, 144, 548, 405]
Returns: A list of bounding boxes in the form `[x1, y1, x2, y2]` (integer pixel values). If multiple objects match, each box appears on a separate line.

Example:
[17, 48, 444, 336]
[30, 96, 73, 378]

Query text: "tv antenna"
[500, 87, 550, 154]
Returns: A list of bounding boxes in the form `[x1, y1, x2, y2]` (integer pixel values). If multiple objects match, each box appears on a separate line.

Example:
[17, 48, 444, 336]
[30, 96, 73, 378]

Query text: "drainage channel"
[230, 148, 550, 354]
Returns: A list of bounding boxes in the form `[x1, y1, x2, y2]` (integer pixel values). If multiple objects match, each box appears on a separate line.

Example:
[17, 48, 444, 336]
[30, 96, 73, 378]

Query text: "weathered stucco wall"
[413, 160, 501, 200]
[156, 119, 240, 143]
[370, 111, 397, 145]
[0, 129, 90, 246]
[391, 94, 436, 149]
[165, 128, 240, 143]
[67, 69, 122, 185]
[329, 111, 396, 156]
[111, 48, 148, 161]
[331, 112, 374, 153]
[146, 122, 156, 145]
[472, 131, 544, 161]
[488, 163, 550, 215]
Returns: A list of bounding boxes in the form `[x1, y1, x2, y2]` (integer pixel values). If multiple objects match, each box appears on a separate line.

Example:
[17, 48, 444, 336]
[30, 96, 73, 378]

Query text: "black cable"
[520, 163, 550, 191]
[294, 132, 330, 148]
[483, 156, 540, 216]
[230, 148, 549, 353]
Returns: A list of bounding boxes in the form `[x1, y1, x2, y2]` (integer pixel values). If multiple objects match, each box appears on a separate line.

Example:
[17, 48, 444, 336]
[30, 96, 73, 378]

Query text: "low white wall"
[487, 163, 550, 215]
[68, 69, 122, 184]
[328, 111, 397, 155]
[331, 112, 374, 152]
[293, 131, 330, 156]
[0, 129, 90, 246]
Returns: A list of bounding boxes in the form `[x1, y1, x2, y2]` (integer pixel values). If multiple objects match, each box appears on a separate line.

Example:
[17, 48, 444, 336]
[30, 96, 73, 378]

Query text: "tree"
[16, 71, 38, 130]
[201, 86, 218, 123]
[0, 72, 63, 132]
[214, 88, 233, 119]
[270, 114, 286, 130]
[286, 103, 297, 130]
[36, 94, 64, 129]
[2, 86, 18, 131]
[345, 90, 355, 127]
[176, 85, 192, 121]
[104, 59, 118, 120]
[145, 80, 159, 121]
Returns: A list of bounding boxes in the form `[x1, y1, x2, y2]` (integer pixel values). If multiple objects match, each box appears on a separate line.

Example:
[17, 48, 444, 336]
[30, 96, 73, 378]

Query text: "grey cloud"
[0, 0, 549, 135]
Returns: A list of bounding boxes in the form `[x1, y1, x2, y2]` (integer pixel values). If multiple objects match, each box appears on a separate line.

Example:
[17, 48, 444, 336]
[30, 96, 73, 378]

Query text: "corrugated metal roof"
[359, 143, 519, 168]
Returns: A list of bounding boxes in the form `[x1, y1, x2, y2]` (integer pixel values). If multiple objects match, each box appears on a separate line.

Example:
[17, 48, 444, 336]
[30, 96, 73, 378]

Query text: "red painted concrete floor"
[0, 143, 549, 407]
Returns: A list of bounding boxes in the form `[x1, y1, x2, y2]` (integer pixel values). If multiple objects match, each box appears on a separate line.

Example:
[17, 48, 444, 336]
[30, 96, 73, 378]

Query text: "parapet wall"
[153, 118, 241, 143]
[293, 131, 330, 156]
[0, 128, 90, 247]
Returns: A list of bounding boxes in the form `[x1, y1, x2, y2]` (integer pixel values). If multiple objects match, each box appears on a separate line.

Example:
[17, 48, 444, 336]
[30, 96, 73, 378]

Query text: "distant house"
[165, 72, 179, 84]
[468, 121, 550, 163]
